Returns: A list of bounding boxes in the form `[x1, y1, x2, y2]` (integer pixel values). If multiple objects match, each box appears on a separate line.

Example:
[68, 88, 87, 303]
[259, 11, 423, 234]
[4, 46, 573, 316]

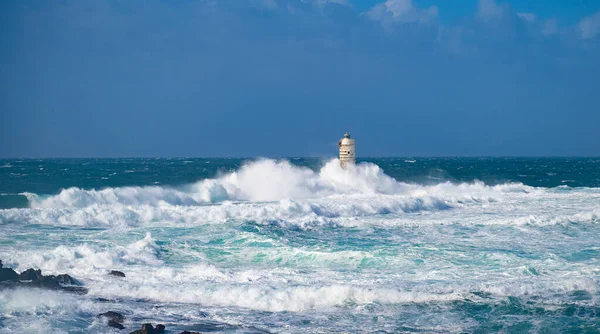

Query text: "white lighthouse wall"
[339, 138, 355, 167]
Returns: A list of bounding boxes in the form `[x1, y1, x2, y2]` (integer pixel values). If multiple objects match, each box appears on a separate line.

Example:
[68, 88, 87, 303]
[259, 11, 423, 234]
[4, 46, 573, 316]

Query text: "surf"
[24, 158, 534, 208]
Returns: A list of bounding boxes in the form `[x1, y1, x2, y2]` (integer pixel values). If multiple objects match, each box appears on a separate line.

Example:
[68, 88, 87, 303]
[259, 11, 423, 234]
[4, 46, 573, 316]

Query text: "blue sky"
[1, 0, 599, 157]
[353, 0, 600, 24]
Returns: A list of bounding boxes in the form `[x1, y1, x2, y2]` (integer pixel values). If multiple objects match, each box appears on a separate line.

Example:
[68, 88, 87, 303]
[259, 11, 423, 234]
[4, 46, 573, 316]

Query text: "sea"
[0, 157, 599, 333]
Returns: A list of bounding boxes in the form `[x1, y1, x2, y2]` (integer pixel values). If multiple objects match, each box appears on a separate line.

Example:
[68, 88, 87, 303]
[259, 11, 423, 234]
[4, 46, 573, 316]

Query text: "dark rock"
[180, 331, 201, 334]
[109, 319, 125, 330]
[60, 285, 88, 294]
[0, 267, 19, 282]
[36, 275, 61, 289]
[129, 323, 165, 334]
[109, 270, 126, 277]
[141, 324, 154, 332]
[19, 268, 43, 281]
[129, 324, 149, 334]
[0, 266, 86, 294]
[98, 311, 125, 323]
[32, 274, 80, 289]
[98, 311, 126, 330]
[0, 259, 3, 268]
[56, 273, 79, 285]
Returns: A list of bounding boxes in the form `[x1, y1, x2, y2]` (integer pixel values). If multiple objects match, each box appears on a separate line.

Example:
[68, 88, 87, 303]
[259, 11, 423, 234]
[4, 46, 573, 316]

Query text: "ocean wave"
[90, 282, 463, 312]
[0, 288, 94, 334]
[28, 266, 599, 313]
[0, 194, 496, 228]
[23, 159, 534, 209]
[3, 234, 599, 315]
[510, 210, 599, 226]
[2, 200, 598, 230]
[2, 233, 162, 276]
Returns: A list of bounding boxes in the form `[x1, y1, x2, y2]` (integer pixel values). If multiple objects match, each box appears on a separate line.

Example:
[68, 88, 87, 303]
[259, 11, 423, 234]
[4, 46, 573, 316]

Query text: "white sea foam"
[0, 288, 98, 333]
[510, 210, 600, 226]
[89, 282, 464, 312]
[2, 158, 600, 332]
[0, 196, 455, 228]
[0, 158, 553, 229]
[1, 196, 598, 229]
[24, 159, 535, 209]
[3, 233, 162, 277]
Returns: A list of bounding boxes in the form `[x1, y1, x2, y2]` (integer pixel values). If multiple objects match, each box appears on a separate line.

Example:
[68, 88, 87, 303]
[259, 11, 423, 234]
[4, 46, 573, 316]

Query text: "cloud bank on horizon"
[1, 0, 599, 157]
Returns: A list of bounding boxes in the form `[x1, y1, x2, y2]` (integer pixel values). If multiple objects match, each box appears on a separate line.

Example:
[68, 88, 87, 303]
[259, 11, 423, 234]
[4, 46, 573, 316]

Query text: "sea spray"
[1, 158, 599, 332]
[25, 159, 534, 209]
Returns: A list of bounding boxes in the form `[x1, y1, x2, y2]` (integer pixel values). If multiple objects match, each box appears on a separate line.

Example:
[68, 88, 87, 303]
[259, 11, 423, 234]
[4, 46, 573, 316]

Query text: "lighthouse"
[338, 132, 355, 168]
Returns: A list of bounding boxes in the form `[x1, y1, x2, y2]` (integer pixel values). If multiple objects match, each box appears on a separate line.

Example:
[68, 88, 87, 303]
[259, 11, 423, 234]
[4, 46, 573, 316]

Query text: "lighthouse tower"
[338, 132, 355, 168]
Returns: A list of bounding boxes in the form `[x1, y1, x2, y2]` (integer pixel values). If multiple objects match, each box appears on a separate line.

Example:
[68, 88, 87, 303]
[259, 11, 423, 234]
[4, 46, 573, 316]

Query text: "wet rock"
[19, 269, 78, 288]
[98, 311, 125, 323]
[56, 273, 79, 285]
[109, 270, 126, 277]
[39, 275, 63, 289]
[0, 267, 19, 282]
[179, 331, 201, 334]
[129, 323, 165, 334]
[109, 320, 125, 330]
[19, 268, 43, 281]
[61, 285, 89, 294]
[0, 262, 86, 294]
[98, 311, 126, 330]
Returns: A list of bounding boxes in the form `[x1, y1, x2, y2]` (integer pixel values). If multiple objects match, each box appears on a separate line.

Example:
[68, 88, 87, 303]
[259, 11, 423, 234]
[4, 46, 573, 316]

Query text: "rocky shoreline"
[0, 260, 203, 334]
[0, 259, 87, 294]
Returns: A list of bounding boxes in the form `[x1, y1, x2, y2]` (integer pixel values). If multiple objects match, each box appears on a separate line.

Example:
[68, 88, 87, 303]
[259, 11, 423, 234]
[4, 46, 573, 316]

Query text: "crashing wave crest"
[24, 159, 533, 209]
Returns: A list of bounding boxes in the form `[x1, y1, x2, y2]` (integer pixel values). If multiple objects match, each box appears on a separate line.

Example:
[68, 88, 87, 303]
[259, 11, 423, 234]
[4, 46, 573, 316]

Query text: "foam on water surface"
[1, 158, 599, 333]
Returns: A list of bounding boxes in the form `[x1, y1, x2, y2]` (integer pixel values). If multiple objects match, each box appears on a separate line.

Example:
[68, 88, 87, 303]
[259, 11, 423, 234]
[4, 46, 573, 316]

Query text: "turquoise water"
[0, 158, 599, 333]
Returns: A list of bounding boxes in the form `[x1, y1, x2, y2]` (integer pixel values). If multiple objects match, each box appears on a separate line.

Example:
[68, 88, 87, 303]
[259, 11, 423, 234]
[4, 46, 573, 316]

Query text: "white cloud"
[367, 0, 438, 24]
[579, 10, 600, 39]
[476, 0, 504, 21]
[314, 0, 349, 6]
[541, 19, 558, 37]
[516, 12, 536, 22]
[262, 0, 277, 9]
[259, 0, 349, 11]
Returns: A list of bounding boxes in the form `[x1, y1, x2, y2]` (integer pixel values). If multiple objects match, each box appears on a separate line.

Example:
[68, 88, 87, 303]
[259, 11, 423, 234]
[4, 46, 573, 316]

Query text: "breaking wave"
[1, 233, 162, 277]
[24, 159, 534, 209]
[3, 200, 598, 229]
[5, 235, 598, 313]
[2, 158, 600, 333]
[0, 159, 551, 228]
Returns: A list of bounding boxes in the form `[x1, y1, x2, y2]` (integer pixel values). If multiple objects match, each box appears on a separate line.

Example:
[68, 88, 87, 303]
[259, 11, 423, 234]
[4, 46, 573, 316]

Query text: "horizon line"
[1, 155, 599, 159]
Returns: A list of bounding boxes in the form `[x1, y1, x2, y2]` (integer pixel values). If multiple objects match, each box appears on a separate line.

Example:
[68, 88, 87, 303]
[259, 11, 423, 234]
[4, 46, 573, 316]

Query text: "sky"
[1, 0, 599, 157]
